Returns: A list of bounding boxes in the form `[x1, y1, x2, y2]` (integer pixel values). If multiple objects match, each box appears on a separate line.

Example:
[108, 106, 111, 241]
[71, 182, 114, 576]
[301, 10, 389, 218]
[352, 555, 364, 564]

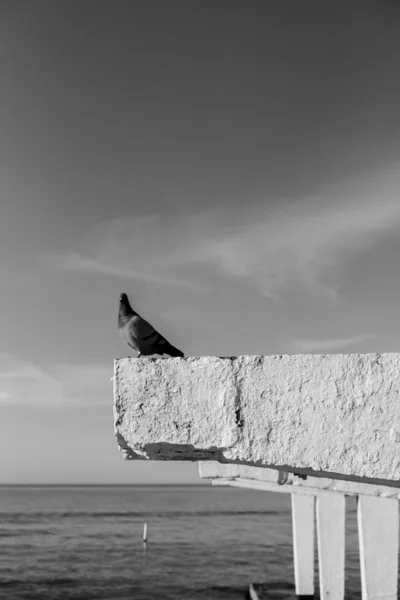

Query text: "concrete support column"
[200, 464, 400, 599]
[316, 493, 345, 600]
[357, 496, 399, 600]
[292, 494, 315, 596]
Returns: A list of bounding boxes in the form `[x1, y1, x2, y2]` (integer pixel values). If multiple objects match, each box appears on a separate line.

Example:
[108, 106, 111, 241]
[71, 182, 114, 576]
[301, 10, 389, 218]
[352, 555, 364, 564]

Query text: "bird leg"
[137, 352, 142, 358]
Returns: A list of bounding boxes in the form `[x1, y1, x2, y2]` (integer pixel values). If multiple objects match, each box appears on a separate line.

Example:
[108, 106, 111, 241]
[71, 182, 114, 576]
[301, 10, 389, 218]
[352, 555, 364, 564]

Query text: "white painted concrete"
[212, 473, 400, 599]
[114, 354, 400, 598]
[199, 463, 400, 496]
[316, 492, 345, 600]
[212, 476, 340, 497]
[292, 494, 315, 595]
[114, 354, 400, 483]
[358, 496, 399, 600]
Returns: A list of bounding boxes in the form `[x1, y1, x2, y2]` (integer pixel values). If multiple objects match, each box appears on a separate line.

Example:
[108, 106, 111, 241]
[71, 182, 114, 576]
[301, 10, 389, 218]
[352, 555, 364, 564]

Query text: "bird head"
[118, 292, 134, 322]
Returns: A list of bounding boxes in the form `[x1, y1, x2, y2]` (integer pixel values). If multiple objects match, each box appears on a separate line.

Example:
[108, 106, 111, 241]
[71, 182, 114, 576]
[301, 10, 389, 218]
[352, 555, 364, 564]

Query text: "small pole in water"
[143, 522, 148, 550]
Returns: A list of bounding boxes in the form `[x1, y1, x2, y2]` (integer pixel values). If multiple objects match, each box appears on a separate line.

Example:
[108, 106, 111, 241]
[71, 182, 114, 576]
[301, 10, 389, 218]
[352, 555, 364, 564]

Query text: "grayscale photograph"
[1, 1, 400, 599]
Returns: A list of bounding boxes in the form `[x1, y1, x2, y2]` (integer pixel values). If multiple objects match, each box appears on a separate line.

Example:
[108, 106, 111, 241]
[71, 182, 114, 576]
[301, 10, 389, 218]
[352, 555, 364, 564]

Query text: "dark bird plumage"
[118, 293, 185, 358]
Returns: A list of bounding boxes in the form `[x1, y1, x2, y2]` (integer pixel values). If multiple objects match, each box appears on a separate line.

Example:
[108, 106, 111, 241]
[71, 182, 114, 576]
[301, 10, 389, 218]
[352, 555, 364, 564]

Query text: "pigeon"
[118, 293, 185, 358]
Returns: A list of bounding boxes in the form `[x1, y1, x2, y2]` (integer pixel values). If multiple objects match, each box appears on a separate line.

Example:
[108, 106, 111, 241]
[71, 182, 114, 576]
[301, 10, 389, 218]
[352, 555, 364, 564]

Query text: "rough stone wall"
[114, 354, 400, 483]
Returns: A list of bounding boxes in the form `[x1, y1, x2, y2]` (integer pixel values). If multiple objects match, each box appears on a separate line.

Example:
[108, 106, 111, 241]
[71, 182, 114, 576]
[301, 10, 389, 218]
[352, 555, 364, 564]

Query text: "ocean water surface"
[0, 485, 364, 599]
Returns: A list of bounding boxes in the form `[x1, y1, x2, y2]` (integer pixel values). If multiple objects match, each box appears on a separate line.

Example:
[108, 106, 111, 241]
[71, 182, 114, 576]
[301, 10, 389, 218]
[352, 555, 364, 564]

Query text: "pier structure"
[113, 354, 400, 600]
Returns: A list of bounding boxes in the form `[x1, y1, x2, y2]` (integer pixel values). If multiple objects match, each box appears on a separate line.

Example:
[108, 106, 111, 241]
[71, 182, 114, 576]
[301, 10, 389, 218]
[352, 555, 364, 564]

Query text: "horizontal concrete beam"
[199, 463, 400, 496]
[113, 354, 400, 484]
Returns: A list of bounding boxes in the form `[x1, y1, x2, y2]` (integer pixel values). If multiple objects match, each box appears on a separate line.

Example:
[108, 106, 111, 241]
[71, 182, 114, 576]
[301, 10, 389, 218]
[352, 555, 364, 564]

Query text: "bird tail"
[164, 343, 185, 357]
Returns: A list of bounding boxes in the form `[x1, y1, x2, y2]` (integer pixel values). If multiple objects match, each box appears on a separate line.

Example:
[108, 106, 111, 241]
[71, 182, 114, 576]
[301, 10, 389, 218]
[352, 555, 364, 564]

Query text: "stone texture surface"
[113, 354, 400, 483]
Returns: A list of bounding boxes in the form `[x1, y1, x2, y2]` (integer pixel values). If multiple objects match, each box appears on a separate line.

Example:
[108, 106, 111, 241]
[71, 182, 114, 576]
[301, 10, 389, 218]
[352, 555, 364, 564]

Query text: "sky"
[1, 0, 400, 483]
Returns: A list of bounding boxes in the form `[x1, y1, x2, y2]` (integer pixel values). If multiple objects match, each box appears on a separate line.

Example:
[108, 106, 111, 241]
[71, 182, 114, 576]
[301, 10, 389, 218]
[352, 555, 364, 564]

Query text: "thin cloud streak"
[39, 178, 400, 299]
[0, 362, 64, 407]
[40, 252, 200, 288]
[0, 354, 112, 406]
[201, 194, 400, 298]
[290, 333, 375, 353]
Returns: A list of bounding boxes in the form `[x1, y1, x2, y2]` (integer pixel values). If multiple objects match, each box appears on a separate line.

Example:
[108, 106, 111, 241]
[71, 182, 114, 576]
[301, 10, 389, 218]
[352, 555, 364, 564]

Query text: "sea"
[0, 485, 365, 599]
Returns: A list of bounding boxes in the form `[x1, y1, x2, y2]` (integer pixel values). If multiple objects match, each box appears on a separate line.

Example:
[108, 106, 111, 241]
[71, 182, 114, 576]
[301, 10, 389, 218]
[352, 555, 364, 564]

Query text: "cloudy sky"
[1, 1, 400, 483]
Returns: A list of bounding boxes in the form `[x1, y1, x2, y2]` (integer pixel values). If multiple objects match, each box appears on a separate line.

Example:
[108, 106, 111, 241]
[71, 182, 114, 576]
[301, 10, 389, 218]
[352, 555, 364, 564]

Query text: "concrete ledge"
[113, 354, 400, 484]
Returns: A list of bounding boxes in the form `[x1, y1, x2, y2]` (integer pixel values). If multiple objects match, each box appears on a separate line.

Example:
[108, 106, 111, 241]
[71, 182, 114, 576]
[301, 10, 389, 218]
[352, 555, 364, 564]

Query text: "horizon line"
[0, 482, 210, 487]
